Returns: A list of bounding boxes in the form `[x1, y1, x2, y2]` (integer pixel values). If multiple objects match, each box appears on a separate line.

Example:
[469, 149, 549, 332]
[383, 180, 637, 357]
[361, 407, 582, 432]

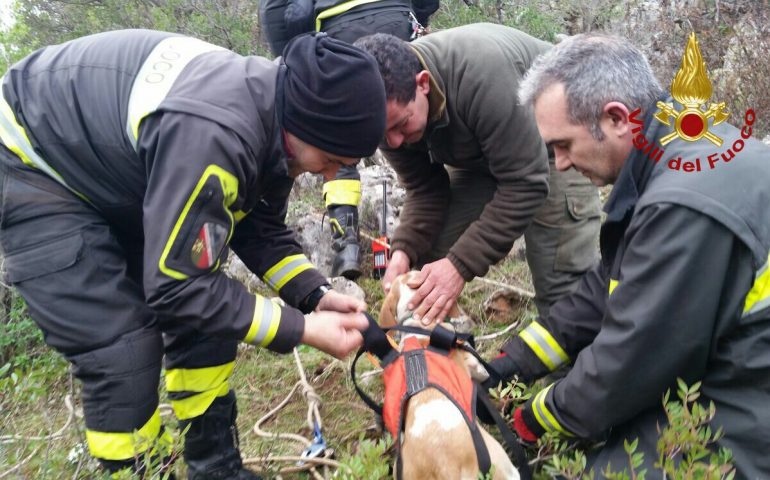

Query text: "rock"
[329, 277, 366, 302]
[510, 236, 526, 261]
[224, 253, 265, 292]
[359, 163, 404, 237]
[292, 211, 334, 276]
[285, 159, 404, 278]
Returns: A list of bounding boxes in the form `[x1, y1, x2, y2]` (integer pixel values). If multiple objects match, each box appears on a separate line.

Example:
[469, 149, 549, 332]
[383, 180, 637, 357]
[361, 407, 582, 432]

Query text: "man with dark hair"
[486, 33, 770, 476]
[355, 24, 601, 324]
[260, 0, 440, 280]
[0, 31, 385, 478]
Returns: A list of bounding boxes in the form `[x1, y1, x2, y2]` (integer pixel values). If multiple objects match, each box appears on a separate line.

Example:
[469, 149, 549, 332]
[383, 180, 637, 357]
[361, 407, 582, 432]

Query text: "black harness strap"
[475, 385, 533, 480]
[351, 315, 531, 480]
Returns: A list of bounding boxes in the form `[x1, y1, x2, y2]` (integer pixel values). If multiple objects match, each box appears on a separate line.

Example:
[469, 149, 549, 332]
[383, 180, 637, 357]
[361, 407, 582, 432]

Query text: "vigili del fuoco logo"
[629, 32, 757, 173]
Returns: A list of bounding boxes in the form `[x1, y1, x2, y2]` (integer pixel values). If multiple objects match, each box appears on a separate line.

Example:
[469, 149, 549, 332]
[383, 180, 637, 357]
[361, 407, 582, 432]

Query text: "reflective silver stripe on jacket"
[125, 36, 225, 150]
[0, 81, 87, 199]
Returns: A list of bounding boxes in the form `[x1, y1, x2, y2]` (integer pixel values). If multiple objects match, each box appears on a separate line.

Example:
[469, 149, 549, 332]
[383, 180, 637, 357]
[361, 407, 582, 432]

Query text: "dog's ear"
[378, 280, 400, 328]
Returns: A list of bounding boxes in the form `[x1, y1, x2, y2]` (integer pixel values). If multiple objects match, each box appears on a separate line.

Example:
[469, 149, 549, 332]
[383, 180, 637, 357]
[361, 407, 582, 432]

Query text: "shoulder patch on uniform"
[191, 222, 228, 269]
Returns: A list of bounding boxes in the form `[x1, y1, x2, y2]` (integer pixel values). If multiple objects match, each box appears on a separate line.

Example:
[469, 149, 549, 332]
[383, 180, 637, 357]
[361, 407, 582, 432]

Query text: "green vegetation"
[1, 0, 764, 477]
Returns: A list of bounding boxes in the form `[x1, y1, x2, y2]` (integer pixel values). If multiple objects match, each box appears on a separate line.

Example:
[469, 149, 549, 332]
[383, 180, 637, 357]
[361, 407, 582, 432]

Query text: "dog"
[378, 271, 519, 480]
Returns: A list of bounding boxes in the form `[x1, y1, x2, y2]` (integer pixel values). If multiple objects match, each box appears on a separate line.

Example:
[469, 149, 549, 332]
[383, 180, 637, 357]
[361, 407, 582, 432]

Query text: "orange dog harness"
[352, 313, 532, 480]
[382, 336, 476, 439]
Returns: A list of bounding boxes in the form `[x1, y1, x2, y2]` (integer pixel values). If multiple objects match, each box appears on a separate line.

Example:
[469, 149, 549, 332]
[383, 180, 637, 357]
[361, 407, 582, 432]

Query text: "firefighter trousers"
[0, 154, 238, 463]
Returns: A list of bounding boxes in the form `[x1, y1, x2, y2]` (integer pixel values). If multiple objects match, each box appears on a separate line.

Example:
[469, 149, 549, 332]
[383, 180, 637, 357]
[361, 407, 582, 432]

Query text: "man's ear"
[415, 70, 431, 95]
[603, 101, 632, 136]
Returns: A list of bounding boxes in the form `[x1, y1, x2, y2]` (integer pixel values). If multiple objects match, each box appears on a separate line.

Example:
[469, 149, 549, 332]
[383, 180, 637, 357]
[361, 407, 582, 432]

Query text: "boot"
[328, 205, 362, 280]
[181, 391, 261, 480]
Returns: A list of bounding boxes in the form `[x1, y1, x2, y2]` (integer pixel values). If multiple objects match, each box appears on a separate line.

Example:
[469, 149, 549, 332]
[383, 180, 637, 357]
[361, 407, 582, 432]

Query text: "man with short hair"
[355, 24, 601, 324]
[0, 31, 385, 478]
[260, 0, 440, 280]
[487, 33, 770, 476]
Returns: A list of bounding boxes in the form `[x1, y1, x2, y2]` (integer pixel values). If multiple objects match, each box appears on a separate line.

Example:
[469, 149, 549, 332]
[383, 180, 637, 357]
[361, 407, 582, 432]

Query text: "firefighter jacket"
[281, 0, 438, 38]
[381, 23, 550, 281]
[0, 29, 328, 353]
[500, 103, 770, 477]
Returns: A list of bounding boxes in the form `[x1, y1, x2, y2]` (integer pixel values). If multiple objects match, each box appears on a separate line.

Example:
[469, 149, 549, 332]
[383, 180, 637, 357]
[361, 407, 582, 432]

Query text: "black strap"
[361, 312, 397, 360]
[429, 324, 457, 351]
[469, 422, 492, 476]
[351, 348, 384, 415]
[475, 389, 532, 480]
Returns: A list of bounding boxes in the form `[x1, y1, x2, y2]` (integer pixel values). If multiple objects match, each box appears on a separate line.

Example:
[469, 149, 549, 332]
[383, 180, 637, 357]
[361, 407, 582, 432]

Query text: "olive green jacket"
[381, 23, 550, 280]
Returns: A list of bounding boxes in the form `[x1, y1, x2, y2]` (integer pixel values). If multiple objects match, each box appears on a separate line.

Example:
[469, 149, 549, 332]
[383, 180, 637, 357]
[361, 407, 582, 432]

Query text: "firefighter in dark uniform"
[485, 33, 770, 477]
[260, 0, 439, 279]
[0, 30, 386, 478]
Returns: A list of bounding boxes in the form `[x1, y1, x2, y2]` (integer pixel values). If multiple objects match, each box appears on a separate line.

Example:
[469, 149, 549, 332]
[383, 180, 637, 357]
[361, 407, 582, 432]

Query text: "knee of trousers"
[164, 340, 238, 421]
[66, 327, 168, 461]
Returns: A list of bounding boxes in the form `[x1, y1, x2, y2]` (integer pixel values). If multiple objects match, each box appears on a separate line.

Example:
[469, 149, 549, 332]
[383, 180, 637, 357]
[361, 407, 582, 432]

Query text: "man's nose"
[554, 152, 572, 172]
[323, 164, 341, 181]
[386, 131, 404, 149]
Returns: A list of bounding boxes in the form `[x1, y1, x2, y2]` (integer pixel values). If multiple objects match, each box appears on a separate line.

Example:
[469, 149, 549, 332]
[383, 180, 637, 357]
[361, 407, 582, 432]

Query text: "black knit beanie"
[278, 32, 386, 158]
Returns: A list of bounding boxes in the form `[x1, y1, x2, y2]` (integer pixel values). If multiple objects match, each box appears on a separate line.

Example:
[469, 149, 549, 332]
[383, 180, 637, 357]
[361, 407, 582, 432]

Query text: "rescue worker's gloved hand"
[481, 352, 521, 391]
[513, 406, 543, 444]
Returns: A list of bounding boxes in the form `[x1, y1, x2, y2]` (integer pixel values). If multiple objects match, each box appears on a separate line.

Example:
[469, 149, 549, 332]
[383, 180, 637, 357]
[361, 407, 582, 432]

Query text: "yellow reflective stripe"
[322, 179, 362, 207]
[329, 218, 344, 236]
[85, 408, 163, 460]
[609, 279, 619, 295]
[159, 165, 239, 280]
[263, 254, 314, 291]
[531, 384, 572, 436]
[244, 295, 282, 347]
[743, 254, 770, 317]
[315, 0, 383, 30]
[0, 87, 89, 202]
[234, 209, 251, 222]
[165, 362, 234, 420]
[169, 382, 230, 420]
[165, 361, 235, 393]
[519, 321, 568, 371]
[126, 36, 224, 149]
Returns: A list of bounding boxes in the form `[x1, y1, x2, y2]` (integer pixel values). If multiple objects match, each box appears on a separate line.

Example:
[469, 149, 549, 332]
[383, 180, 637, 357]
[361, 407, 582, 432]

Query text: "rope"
[0, 395, 76, 444]
[245, 347, 352, 477]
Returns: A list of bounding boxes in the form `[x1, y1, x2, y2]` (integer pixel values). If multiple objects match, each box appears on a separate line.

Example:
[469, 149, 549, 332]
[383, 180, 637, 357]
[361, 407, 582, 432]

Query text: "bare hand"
[316, 290, 366, 313]
[301, 311, 368, 359]
[407, 258, 465, 326]
[382, 250, 410, 293]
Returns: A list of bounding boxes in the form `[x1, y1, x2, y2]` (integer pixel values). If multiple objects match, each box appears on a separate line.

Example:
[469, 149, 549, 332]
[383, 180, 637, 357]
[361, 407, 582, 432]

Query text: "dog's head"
[379, 271, 473, 330]
[378, 272, 489, 382]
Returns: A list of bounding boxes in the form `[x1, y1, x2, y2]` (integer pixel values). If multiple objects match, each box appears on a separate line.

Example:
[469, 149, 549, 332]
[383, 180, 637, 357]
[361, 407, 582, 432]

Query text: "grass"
[0, 249, 535, 478]
[0, 164, 539, 478]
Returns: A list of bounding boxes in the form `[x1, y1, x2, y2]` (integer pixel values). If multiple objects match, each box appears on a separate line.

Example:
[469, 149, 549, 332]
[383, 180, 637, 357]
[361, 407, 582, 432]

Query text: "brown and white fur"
[378, 272, 519, 480]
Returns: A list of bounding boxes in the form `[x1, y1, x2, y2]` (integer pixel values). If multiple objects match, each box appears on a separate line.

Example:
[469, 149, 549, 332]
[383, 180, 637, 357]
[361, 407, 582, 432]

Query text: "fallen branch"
[473, 276, 534, 300]
[475, 321, 521, 342]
